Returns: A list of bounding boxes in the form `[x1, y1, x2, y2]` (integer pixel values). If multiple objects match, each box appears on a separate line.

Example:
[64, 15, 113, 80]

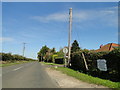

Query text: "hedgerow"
[70, 48, 120, 82]
[0, 53, 35, 62]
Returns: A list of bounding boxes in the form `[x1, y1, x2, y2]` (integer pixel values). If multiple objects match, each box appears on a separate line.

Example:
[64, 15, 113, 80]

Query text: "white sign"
[63, 48, 68, 54]
[97, 59, 107, 71]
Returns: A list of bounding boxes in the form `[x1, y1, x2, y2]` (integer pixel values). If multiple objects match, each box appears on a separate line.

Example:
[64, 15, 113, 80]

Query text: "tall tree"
[37, 45, 49, 61]
[71, 40, 80, 53]
[51, 48, 56, 54]
[56, 48, 64, 57]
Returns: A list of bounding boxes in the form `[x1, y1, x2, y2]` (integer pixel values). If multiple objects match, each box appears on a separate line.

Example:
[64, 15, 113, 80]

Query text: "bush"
[103, 48, 120, 81]
[70, 48, 120, 82]
[54, 57, 64, 64]
[71, 51, 86, 71]
[1, 53, 35, 62]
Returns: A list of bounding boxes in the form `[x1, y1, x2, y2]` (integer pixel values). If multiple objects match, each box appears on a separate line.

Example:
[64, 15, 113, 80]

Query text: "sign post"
[63, 48, 68, 67]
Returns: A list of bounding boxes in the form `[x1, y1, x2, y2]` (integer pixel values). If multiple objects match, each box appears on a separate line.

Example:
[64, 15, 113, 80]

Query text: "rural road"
[2, 62, 59, 88]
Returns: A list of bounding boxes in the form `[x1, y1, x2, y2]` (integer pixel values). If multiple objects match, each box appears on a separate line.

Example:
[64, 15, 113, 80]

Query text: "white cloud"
[31, 12, 68, 22]
[0, 37, 14, 43]
[31, 11, 89, 23]
[31, 6, 117, 27]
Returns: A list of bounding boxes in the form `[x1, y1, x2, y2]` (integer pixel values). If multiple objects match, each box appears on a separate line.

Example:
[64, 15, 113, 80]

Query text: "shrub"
[1, 53, 35, 62]
[54, 57, 64, 64]
[70, 48, 120, 82]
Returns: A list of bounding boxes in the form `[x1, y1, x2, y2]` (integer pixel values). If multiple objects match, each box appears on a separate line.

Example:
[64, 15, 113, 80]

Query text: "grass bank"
[0, 61, 35, 67]
[52, 67, 120, 88]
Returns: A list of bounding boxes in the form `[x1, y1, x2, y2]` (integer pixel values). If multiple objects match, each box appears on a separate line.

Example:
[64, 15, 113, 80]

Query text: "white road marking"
[13, 66, 23, 71]
[3, 62, 33, 74]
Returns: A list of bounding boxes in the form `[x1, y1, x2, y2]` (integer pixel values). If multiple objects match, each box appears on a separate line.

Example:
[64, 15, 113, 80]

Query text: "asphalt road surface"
[2, 62, 59, 88]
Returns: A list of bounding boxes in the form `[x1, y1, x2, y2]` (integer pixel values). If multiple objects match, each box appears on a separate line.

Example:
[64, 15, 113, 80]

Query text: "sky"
[1, 2, 118, 59]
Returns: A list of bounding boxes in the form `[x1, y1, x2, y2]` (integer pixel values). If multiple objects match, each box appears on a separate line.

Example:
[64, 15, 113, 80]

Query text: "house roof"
[95, 43, 120, 52]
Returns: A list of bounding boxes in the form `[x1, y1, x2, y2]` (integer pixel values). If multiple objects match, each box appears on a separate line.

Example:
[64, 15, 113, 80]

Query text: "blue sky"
[2, 2, 118, 59]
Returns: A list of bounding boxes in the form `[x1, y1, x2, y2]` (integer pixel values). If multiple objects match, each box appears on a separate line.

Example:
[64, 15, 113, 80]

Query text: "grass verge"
[0, 61, 34, 67]
[40, 62, 64, 66]
[52, 67, 120, 88]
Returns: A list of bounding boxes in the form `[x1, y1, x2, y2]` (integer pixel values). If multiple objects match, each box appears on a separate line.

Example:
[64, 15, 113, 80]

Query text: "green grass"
[40, 62, 64, 66]
[52, 67, 120, 88]
[0, 61, 34, 67]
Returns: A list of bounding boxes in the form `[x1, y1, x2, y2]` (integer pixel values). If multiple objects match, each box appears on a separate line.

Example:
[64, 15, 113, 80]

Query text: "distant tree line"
[37, 45, 64, 63]
[0, 53, 35, 62]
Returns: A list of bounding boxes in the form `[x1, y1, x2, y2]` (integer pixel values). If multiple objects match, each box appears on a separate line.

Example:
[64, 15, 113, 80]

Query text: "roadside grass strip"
[40, 62, 64, 66]
[52, 67, 120, 88]
[0, 61, 33, 67]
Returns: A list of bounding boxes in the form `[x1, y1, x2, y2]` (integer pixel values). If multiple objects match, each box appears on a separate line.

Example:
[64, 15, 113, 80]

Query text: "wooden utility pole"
[68, 8, 72, 65]
[23, 42, 26, 57]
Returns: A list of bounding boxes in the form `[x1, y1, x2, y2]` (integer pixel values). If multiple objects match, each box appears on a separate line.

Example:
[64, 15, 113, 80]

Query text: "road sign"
[97, 59, 107, 71]
[63, 48, 68, 67]
[63, 48, 68, 54]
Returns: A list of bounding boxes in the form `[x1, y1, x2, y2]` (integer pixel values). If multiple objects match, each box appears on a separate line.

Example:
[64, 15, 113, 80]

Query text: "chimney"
[100, 44, 103, 48]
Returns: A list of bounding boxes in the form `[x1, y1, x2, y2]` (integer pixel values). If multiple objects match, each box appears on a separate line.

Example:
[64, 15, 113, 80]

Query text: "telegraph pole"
[23, 42, 26, 57]
[68, 8, 72, 66]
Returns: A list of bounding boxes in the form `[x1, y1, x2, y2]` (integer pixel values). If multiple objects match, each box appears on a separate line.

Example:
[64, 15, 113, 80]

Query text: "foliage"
[54, 57, 64, 64]
[70, 48, 120, 82]
[56, 48, 64, 57]
[38, 45, 59, 62]
[38, 45, 49, 56]
[52, 54, 58, 63]
[71, 40, 80, 53]
[37, 45, 66, 63]
[37, 45, 50, 62]
[1, 53, 35, 62]
[51, 48, 56, 54]
[54, 48, 65, 64]
[103, 47, 120, 82]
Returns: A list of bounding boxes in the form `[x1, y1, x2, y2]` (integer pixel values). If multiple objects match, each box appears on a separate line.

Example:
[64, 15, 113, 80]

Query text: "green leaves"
[71, 48, 120, 82]
[1, 52, 35, 62]
[71, 40, 81, 53]
[37, 45, 57, 62]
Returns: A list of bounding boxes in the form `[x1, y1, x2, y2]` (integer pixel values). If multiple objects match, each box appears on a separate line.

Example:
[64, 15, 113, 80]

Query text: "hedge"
[1, 53, 35, 62]
[70, 48, 120, 82]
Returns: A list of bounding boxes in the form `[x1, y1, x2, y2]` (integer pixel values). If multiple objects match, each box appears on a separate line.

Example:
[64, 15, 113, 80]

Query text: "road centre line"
[2, 62, 33, 74]
[13, 66, 23, 71]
